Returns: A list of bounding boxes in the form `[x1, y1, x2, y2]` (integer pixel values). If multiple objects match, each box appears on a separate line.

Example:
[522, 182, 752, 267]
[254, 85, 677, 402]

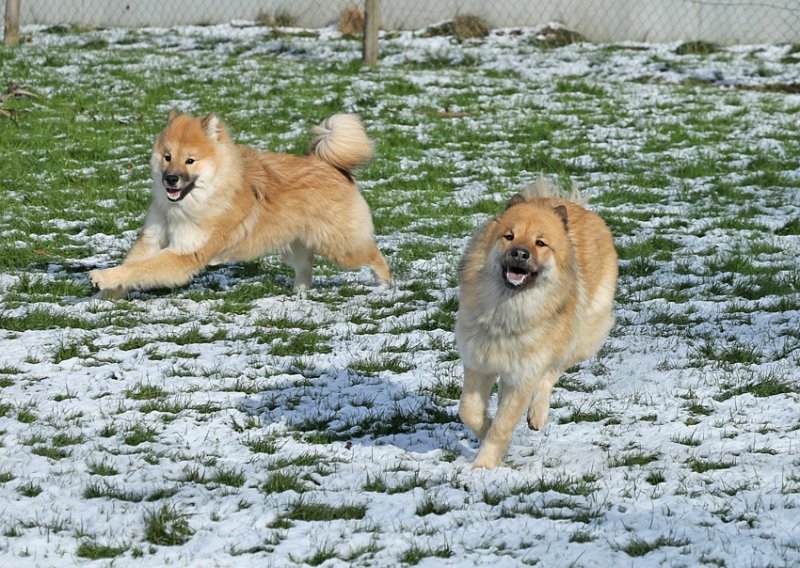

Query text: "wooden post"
[4, 0, 21, 45]
[362, 0, 380, 65]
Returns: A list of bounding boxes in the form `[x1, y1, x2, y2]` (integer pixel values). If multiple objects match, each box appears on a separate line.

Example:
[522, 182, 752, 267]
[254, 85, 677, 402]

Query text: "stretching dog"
[90, 111, 391, 298]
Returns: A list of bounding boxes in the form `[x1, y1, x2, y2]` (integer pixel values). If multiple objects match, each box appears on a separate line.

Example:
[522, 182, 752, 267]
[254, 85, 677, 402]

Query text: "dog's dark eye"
[185, 158, 195, 165]
[535, 239, 546, 247]
[164, 154, 171, 162]
[504, 232, 514, 241]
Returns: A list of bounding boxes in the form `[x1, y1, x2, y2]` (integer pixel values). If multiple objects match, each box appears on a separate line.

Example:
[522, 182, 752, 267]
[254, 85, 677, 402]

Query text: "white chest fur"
[164, 213, 209, 254]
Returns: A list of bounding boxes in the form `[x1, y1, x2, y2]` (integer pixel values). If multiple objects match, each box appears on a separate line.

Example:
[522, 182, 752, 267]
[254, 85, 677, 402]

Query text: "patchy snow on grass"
[0, 22, 799, 568]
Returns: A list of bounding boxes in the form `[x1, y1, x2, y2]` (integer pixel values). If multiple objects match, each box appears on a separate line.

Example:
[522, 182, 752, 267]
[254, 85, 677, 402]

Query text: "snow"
[0, 22, 799, 568]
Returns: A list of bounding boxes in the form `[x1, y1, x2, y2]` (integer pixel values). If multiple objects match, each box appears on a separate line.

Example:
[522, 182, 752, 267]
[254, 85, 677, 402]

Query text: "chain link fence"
[6, 0, 800, 45]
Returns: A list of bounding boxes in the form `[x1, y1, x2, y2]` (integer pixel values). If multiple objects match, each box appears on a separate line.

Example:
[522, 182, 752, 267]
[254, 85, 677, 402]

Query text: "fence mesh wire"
[11, 0, 800, 45]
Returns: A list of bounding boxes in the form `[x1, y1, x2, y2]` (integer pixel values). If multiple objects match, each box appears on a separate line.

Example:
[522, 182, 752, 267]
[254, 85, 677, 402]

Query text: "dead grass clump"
[255, 10, 298, 28]
[275, 10, 299, 27]
[0, 82, 38, 122]
[255, 10, 274, 27]
[427, 14, 491, 40]
[339, 5, 365, 36]
[534, 24, 585, 48]
[453, 14, 490, 39]
[675, 40, 719, 55]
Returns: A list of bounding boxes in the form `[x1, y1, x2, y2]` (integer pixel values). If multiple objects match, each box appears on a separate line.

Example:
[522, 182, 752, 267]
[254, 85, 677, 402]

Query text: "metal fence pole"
[362, 0, 380, 65]
[4, 0, 21, 45]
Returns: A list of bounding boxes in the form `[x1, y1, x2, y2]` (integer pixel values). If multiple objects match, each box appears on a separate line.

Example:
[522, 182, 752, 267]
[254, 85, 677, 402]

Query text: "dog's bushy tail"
[523, 175, 589, 206]
[307, 113, 373, 174]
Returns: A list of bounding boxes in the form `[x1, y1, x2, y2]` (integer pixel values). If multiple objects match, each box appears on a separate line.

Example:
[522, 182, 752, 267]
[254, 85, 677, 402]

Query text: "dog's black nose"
[164, 174, 180, 187]
[509, 247, 530, 262]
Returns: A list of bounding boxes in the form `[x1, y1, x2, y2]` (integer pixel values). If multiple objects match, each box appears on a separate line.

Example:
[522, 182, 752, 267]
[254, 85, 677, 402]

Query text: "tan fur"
[455, 177, 617, 468]
[89, 112, 391, 298]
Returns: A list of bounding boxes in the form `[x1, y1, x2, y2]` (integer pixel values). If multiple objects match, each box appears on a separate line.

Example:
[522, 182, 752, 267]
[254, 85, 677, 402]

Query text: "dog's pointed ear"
[553, 205, 569, 229]
[505, 194, 526, 210]
[168, 109, 180, 123]
[201, 113, 224, 140]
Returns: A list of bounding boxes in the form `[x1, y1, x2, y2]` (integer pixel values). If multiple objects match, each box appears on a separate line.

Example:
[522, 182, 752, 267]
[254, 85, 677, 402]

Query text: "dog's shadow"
[240, 365, 466, 457]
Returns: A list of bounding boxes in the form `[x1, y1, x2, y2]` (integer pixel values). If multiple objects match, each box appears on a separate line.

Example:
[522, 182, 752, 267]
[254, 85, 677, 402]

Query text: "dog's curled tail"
[523, 175, 589, 206]
[307, 113, 374, 175]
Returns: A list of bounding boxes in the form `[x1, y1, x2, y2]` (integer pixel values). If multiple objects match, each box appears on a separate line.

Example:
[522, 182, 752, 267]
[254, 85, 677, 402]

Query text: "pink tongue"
[506, 270, 527, 285]
[167, 190, 182, 200]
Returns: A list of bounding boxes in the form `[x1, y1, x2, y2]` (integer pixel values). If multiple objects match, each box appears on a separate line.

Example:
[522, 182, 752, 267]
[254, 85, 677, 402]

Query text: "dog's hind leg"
[526, 370, 560, 431]
[282, 240, 315, 291]
[459, 367, 496, 440]
[325, 240, 392, 285]
[366, 244, 392, 285]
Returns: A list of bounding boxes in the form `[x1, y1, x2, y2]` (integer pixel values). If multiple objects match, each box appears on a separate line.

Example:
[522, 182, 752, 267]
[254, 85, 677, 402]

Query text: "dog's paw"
[89, 268, 108, 289]
[526, 404, 550, 431]
[89, 267, 126, 292]
[94, 286, 127, 300]
[472, 445, 503, 469]
[472, 455, 502, 469]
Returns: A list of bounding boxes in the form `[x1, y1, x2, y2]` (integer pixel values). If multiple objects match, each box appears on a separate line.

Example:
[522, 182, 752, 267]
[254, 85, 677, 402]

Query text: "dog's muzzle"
[162, 172, 197, 202]
[502, 247, 538, 289]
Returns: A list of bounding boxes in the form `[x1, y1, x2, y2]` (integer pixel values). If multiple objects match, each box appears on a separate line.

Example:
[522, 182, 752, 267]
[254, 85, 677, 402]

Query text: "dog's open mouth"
[502, 265, 537, 289]
[164, 180, 196, 202]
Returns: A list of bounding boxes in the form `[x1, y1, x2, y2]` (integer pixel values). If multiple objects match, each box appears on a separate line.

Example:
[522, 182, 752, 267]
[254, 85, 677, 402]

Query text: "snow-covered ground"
[0, 24, 799, 567]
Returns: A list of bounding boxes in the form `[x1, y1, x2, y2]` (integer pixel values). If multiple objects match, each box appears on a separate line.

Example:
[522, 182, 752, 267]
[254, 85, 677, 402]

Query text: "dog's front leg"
[458, 367, 496, 440]
[472, 379, 536, 468]
[90, 249, 208, 295]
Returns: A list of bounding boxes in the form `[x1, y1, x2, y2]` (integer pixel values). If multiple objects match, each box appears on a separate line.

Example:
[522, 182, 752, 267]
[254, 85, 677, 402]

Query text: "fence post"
[4, 0, 21, 45]
[362, 0, 380, 65]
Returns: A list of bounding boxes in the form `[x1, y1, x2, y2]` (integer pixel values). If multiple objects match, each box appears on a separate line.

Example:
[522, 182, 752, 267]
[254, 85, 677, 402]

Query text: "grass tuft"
[143, 504, 194, 546]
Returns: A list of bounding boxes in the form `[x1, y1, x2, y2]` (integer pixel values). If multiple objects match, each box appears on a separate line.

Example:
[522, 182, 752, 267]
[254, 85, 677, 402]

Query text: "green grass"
[31, 446, 70, 460]
[348, 354, 414, 376]
[617, 534, 690, 557]
[294, 544, 339, 566]
[261, 472, 307, 494]
[209, 466, 246, 488]
[512, 474, 599, 498]
[1, 24, 798, 568]
[559, 408, 612, 425]
[268, 331, 332, 356]
[86, 459, 119, 476]
[18, 481, 43, 497]
[691, 338, 764, 367]
[0, 307, 95, 331]
[123, 422, 159, 446]
[143, 504, 194, 546]
[610, 452, 660, 468]
[76, 541, 128, 560]
[244, 436, 281, 454]
[415, 495, 453, 516]
[616, 236, 681, 261]
[686, 457, 736, 473]
[281, 499, 367, 523]
[126, 383, 168, 400]
[400, 542, 454, 564]
[716, 371, 798, 401]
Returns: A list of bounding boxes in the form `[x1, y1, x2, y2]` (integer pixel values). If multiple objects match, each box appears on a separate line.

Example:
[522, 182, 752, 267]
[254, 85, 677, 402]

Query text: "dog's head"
[488, 195, 570, 291]
[151, 111, 230, 203]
